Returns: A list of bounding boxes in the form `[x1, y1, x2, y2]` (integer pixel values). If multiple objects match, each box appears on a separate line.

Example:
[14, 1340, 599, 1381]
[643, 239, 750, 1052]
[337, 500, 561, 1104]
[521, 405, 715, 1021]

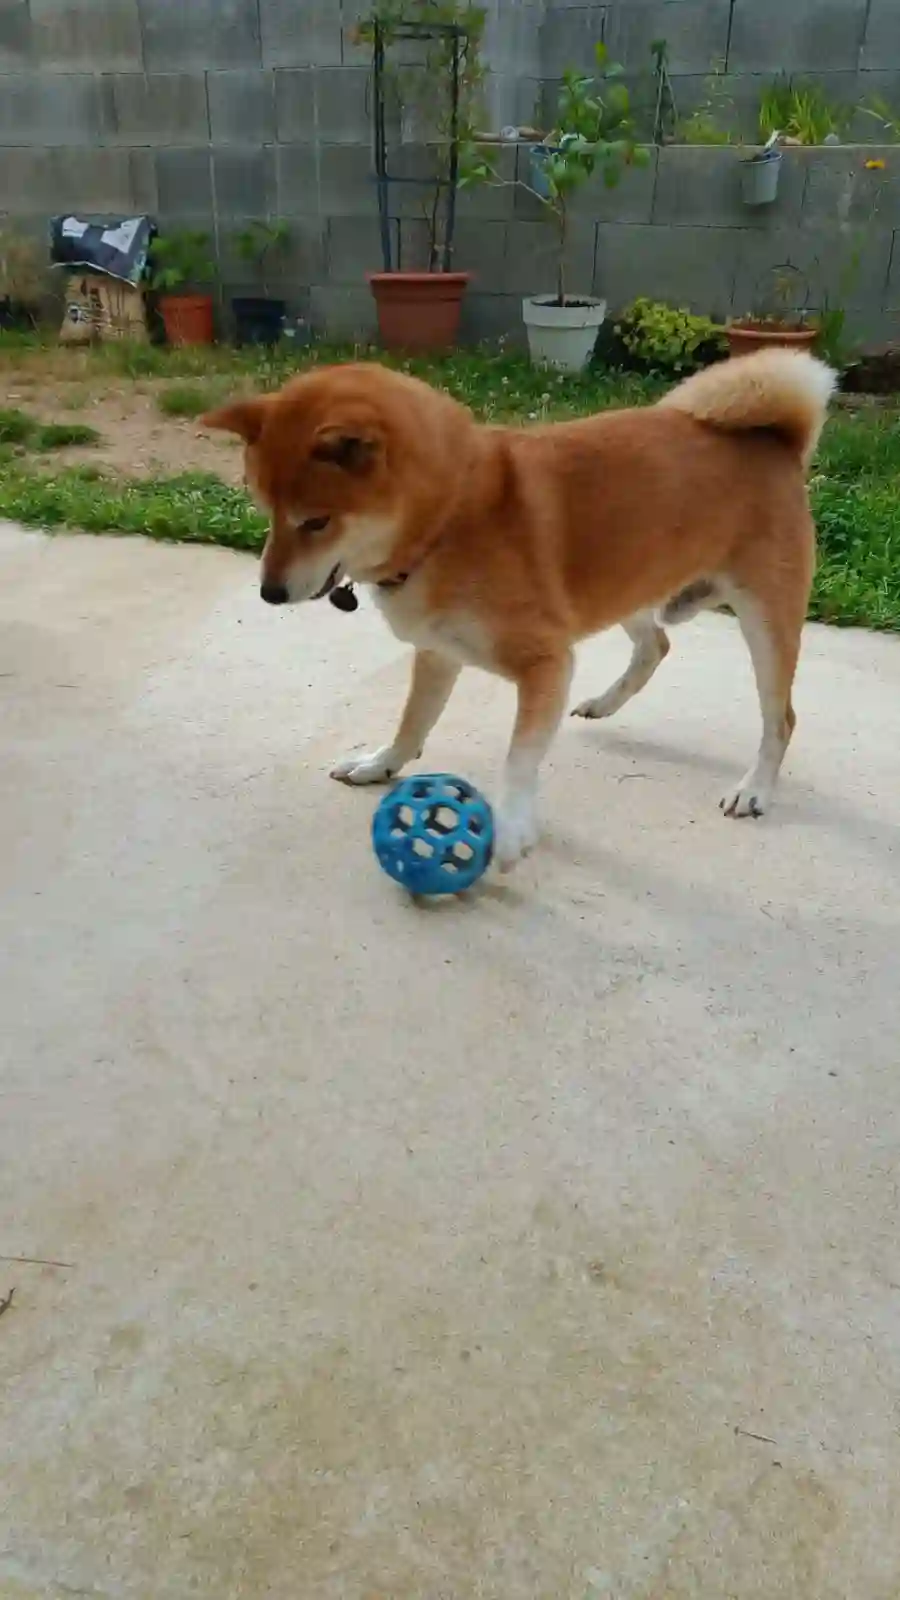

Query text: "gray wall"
[0, 0, 898, 341]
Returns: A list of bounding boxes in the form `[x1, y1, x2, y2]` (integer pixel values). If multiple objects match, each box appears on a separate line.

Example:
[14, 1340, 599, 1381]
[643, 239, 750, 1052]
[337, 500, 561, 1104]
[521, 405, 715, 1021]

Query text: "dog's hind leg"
[571, 610, 670, 721]
[719, 578, 805, 819]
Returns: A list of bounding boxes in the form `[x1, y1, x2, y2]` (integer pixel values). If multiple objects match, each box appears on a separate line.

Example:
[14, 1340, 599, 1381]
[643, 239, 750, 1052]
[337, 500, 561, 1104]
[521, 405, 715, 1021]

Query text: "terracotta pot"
[159, 292, 215, 346]
[368, 272, 470, 352]
[727, 322, 818, 359]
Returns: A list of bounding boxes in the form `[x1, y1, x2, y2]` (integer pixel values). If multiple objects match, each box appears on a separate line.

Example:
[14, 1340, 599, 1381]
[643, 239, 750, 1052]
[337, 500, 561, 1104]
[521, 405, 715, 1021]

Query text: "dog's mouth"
[311, 564, 342, 601]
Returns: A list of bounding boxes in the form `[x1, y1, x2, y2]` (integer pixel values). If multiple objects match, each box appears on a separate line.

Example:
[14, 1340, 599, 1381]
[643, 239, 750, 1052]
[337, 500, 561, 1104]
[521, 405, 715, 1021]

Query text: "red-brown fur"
[203, 349, 834, 868]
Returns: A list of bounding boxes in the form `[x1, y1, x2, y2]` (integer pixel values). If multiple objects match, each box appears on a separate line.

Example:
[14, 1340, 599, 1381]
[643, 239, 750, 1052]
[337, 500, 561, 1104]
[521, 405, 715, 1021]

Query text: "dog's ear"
[201, 397, 269, 443]
[311, 424, 382, 474]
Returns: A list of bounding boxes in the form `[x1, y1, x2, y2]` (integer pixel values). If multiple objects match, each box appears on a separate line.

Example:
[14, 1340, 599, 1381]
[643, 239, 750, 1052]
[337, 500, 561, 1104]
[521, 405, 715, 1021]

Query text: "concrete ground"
[1, 519, 899, 1600]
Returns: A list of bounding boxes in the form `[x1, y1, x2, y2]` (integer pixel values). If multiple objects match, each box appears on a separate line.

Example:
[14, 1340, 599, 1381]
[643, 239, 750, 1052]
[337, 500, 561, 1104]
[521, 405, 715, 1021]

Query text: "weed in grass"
[0, 407, 99, 451]
[157, 383, 223, 418]
[0, 407, 35, 444]
[32, 420, 100, 450]
[59, 387, 92, 412]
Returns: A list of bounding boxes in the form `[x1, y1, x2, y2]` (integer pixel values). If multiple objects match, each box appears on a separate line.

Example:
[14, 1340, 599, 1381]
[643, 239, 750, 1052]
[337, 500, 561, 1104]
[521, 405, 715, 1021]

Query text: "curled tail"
[658, 348, 836, 470]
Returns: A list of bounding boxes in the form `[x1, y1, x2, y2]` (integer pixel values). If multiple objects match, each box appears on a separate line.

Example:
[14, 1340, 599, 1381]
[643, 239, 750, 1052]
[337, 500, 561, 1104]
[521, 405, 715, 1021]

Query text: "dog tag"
[329, 584, 358, 613]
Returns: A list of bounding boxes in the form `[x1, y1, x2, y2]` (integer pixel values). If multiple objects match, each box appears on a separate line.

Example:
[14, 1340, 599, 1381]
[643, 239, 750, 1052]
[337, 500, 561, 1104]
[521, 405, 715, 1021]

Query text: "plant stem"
[556, 199, 567, 306]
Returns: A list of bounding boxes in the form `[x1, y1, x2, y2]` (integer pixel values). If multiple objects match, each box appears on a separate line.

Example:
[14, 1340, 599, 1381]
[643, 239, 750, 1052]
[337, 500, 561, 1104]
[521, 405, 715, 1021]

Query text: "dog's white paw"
[571, 691, 621, 721]
[720, 777, 771, 819]
[495, 803, 539, 872]
[331, 746, 402, 786]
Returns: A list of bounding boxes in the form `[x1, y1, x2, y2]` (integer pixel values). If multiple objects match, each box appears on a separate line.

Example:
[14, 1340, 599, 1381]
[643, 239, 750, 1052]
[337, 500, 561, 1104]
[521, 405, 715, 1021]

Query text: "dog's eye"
[299, 515, 330, 535]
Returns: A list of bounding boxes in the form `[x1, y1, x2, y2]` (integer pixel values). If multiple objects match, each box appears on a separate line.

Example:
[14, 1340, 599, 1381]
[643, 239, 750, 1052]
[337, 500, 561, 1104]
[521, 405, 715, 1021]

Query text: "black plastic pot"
[0, 297, 36, 332]
[232, 296, 286, 346]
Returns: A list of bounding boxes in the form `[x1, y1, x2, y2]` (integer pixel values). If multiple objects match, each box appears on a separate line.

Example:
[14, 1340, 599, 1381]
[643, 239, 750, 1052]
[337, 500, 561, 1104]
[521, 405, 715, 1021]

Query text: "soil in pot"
[232, 296, 286, 346]
[368, 272, 470, 353]
[726, 321, 818, 359]
[159, 293, 215, 346]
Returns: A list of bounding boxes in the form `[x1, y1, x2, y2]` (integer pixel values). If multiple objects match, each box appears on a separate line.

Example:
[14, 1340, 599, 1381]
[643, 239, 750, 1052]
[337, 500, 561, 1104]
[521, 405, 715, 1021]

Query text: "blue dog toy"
[371, 774, 494, 895]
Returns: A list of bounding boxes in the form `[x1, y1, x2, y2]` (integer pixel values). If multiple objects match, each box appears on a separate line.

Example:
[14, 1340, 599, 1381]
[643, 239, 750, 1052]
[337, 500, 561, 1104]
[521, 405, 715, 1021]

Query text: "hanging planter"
[527, 144, 554, 199]
[741, 142, 783, 207]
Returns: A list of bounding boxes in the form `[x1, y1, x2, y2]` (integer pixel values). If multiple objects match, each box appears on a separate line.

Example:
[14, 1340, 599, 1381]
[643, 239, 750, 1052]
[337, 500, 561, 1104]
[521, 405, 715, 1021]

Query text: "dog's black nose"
[260, 582, 289, 606]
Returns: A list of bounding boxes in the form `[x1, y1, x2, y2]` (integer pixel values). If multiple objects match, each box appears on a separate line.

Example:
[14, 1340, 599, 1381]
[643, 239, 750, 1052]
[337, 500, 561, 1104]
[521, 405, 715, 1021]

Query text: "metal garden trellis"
[370, 15, 466, 273]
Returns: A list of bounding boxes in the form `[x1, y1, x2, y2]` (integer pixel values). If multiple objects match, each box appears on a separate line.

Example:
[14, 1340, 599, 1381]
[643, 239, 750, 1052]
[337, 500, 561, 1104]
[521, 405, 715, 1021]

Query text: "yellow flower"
[865, 158, 886, 170]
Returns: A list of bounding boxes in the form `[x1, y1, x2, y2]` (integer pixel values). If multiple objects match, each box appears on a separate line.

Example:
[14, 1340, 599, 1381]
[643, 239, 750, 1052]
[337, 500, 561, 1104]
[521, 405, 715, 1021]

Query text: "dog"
[203, 348, 835, 869]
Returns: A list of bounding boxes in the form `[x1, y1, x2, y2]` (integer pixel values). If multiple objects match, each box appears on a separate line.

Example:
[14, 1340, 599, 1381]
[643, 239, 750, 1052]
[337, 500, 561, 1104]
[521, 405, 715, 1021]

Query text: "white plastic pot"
[522, 295, 607, 372]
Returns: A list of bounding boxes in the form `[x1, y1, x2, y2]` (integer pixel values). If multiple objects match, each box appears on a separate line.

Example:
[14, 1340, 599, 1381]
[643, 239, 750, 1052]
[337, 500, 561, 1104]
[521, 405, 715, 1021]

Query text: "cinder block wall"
[0, 0, 898, 342]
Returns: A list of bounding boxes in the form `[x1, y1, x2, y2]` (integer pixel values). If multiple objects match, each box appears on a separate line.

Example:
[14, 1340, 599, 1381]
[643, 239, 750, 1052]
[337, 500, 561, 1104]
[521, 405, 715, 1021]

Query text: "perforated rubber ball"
[371, 774, 494, 895]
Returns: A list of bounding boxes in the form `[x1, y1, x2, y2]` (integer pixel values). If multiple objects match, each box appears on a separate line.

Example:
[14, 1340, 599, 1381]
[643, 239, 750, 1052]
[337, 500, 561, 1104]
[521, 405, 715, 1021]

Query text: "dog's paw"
[331, 746, 401, 786]
[720, 779, 770, 819]
[495, 804, 539, 872]
[571, 692, 619, 721]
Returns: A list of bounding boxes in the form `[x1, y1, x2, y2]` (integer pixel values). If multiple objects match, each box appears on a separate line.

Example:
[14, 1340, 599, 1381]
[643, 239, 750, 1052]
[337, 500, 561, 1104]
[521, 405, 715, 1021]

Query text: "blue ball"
[371, 774, 494, 895]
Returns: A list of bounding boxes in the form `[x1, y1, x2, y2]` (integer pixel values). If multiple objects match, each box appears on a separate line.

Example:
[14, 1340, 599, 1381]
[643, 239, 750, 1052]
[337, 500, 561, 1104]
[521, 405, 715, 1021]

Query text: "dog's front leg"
[496, 652, 573, 870]
[331, 649, 461, 786]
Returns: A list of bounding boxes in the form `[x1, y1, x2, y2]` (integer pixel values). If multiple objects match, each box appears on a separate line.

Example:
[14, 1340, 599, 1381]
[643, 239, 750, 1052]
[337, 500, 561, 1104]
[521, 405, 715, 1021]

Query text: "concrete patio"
[1, 520, 899, 1599]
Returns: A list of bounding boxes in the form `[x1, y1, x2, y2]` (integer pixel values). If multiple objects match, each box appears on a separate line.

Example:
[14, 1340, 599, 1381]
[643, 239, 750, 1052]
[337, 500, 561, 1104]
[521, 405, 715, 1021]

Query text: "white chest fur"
[371, 581, 495, 670]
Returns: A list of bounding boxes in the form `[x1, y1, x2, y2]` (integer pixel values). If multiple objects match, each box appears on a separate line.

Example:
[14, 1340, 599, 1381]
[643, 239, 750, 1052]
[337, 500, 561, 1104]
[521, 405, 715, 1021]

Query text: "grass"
[1, 335, 899, 630]
[157, 382, 225, 418]
[0, 464, 265, 547]
[810, 412, 900, 629]
[0, 406, 100, 452]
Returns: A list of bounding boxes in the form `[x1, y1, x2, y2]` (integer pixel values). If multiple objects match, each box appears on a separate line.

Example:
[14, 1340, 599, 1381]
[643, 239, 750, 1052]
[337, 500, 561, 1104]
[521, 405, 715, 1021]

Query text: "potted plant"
[727, 264, 819, 357]
[358, 1, 489, 351]
[230, 219, 290, 346]
[148, 230, 216, 346]
[521, 43, 648, 371]
[0, 225, 50, 331]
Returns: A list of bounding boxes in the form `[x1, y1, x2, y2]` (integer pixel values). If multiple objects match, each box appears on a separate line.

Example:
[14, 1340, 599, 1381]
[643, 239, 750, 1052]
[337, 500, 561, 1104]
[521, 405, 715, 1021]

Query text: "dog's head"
[203, 363, 462, 606]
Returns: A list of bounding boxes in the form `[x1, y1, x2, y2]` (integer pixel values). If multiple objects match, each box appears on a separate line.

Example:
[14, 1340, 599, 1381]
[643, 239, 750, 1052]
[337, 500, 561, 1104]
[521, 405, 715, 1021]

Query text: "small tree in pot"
[358, 0, 489, 351]
[148, 230, 216, 346]
[230, 220, 291, 346]
[523, 43, 648, 371]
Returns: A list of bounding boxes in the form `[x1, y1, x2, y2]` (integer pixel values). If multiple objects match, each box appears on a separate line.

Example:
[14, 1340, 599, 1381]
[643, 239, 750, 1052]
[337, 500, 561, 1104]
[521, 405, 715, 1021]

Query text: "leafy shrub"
[613, 298, 727, 375]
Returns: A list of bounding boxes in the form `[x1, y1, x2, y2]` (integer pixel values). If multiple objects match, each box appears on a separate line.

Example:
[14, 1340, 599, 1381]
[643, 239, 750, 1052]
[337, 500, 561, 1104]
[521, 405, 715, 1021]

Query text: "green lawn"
[1, 336, 898, 630]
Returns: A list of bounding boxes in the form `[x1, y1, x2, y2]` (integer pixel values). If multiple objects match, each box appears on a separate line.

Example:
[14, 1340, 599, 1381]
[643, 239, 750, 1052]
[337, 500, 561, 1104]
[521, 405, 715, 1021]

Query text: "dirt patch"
[3, 362, 244, 484]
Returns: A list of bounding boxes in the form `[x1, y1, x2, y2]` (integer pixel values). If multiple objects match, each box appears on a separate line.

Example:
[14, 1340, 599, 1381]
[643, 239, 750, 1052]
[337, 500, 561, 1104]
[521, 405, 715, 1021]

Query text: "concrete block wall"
[455, 141, 900, 344]
[0, 0, 898, 343]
